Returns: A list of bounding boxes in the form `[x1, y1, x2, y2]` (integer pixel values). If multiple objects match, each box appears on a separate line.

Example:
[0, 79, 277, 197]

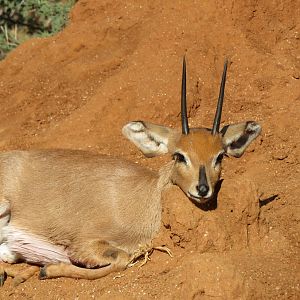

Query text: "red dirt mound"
[0, 1, 299, 299]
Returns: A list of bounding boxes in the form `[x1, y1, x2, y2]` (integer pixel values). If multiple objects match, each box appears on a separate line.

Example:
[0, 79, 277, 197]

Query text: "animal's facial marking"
[213, 151, 225, 168]
[197, 166, 210, 197]
[170, 130, 224, 203]
[173, 152, 187, 164]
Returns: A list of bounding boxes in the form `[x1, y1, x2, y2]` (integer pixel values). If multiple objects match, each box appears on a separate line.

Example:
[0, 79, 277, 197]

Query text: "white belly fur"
[1, 225, 70, 265]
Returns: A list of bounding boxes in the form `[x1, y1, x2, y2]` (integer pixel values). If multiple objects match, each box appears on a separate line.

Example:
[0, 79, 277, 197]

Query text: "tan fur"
[0, 149, 170, 280]
[0, 150, 164, 251]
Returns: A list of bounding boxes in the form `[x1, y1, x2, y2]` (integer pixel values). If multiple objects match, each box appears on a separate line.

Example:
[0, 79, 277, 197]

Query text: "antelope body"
[0, 59, 261, 284]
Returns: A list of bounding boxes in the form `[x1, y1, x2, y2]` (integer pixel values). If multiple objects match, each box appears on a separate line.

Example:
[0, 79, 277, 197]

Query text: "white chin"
[188, 192, 211, 204]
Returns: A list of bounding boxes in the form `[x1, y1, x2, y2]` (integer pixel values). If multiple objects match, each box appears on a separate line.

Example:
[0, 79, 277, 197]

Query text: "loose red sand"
[0, 1, 299, 299]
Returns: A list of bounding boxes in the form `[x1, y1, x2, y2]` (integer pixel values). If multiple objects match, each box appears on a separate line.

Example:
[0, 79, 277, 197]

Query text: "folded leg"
[40, 240, 130, 280]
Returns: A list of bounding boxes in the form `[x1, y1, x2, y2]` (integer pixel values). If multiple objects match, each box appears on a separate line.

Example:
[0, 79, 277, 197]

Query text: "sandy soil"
[0, 0, 299, 299]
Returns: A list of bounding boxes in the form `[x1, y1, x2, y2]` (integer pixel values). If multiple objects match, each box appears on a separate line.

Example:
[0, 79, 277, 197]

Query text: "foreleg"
[0, 263, 39, 286]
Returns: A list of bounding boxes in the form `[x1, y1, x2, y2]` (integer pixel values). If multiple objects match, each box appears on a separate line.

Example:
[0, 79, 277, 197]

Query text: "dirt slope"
[0, 0, 299, 299]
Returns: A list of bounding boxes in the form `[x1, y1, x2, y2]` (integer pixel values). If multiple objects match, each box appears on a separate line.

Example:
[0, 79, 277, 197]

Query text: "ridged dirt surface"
[0, 1, 299, 299]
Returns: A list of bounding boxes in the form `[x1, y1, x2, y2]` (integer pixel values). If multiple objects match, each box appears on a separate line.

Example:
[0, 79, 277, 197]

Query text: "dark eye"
[215, 153, 224, 166]
[173, 152, 187, 164]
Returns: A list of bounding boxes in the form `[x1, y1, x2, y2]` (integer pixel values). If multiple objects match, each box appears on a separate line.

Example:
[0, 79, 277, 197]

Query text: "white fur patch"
[127, 122, 144, 132]
[2, 226, 70, 265]
[0, 202, 10, 243]
[246, 121, 261, 134]
[122, 122, 168, 156]
[0, 243, 18, 263]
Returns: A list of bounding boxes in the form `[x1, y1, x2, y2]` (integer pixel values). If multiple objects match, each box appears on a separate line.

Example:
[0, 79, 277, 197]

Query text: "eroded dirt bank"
[0, 0, 299, 299]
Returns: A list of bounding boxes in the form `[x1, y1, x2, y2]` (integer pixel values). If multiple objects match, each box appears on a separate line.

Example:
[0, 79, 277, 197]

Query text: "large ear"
[220, 121, 261, 158]
[122, 121, 180, 157]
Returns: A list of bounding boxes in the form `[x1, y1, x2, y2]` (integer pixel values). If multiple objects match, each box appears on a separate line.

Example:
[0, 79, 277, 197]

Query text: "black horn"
[211, 60, 228, 135]
[181, 56, 189, 135]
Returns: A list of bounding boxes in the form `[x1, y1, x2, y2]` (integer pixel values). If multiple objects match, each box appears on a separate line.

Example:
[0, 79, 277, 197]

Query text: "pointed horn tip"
[181, 54, 189, 135]
[211, 58, 229, 135]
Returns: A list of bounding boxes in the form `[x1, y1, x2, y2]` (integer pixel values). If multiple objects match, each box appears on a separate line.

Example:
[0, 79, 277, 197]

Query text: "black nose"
[197, 184, 209, 197]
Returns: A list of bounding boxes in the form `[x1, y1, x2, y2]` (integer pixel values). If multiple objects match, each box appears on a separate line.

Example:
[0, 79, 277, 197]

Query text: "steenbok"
[0, 58, 261, 285]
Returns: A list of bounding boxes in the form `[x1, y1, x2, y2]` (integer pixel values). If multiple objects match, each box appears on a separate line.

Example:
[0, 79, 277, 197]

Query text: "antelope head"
[123, 58, 261, 204]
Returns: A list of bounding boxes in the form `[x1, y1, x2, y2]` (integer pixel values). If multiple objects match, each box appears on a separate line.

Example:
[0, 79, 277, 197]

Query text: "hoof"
[39, 267, 47, 280]
[0, 272, 7, 287]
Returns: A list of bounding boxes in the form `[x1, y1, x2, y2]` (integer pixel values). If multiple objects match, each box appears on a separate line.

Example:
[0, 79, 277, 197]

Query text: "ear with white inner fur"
[220, 121, 261, 158]
[122, 121, 180, 157]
